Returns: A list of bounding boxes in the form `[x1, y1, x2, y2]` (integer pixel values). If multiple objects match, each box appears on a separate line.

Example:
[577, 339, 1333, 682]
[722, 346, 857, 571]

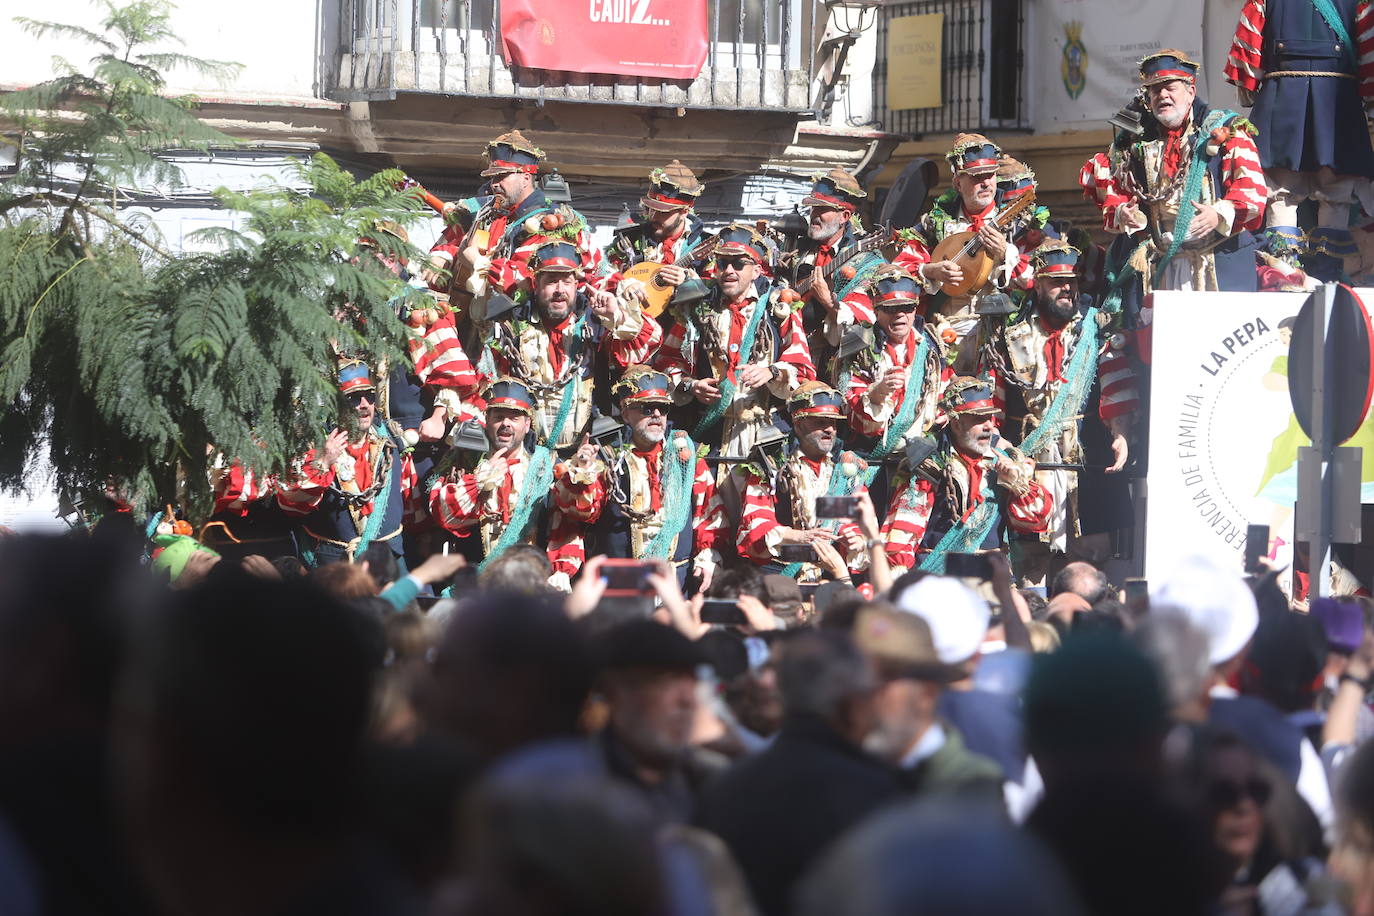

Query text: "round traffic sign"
[1288, 284, 1374, 447]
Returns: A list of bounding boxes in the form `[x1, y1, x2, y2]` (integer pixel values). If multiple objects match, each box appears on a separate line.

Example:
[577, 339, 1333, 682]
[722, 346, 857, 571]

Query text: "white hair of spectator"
[895, 576, 991, 665]
[1133, 607, 1212, 711]
[1149, 555, 1258, 666]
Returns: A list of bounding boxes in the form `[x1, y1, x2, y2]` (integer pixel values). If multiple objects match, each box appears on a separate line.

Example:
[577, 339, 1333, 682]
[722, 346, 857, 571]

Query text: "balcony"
[327, 0, 819, 112]
[874, 0, 1030, 137]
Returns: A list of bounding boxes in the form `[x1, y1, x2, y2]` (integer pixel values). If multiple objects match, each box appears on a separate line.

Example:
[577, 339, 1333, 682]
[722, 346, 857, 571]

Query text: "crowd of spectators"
[4, 519, 1374, 916]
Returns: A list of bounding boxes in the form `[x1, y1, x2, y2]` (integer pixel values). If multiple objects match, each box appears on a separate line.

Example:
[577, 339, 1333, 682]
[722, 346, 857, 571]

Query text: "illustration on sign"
[1146, 291, 1374, 586]
[1061, 21, 1087, 100]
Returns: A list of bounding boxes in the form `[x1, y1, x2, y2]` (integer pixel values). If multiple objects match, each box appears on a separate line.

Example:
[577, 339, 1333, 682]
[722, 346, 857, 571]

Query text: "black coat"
[695, 712, 903, 916]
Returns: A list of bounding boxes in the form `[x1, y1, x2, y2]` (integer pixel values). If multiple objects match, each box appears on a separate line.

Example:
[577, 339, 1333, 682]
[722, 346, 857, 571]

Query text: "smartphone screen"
[1244, 524, 1269, 574]
[700, 598, 749, 626]
[944, 552, 992, 580]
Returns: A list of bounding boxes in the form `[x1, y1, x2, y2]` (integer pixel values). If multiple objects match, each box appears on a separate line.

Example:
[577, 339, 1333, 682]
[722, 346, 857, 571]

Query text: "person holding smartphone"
[735, 381, 873, 584]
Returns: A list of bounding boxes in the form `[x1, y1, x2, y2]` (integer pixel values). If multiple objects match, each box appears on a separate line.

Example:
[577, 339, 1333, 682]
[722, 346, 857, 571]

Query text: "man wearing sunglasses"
[554, 366, 727, 589]
[995, 241, 1137, 587]
[653, 224, 815, 459]
[278, 360, 418, 566]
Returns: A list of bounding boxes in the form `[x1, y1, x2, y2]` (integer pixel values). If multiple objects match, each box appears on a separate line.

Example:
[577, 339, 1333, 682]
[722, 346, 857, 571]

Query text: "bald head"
[1051, 562, 1111, 605]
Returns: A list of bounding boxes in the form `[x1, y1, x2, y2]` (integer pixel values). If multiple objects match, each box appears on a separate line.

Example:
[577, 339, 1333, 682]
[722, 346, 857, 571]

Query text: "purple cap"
[1311, 597, 1365, 654]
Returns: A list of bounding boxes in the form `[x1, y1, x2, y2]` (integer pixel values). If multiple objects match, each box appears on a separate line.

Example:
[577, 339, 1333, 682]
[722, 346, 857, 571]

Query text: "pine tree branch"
[84, 205, 173, 258]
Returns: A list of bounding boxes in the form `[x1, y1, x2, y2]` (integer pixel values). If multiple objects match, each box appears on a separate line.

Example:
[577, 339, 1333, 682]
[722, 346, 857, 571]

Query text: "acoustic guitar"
[792, 228, 890, 298]
[927, 191, 1037, 299]
[621, 236, 720, 318]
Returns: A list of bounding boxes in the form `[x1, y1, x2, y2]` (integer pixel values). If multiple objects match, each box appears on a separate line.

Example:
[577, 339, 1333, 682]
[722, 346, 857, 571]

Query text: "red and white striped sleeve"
[1006, 480, 1052, 534]
[692, 457, 726, 573]
[1357, 0, 1374, 103]
[772, 306, 817, 388]
[552, 459, 607, 523]
[844, 366, 889, 437]
[1008, 249, 1035, 291]
[881, 474, 936, 571]
[546, 510, 586, 587]
[428, 472, 483, 535]
[1214, 129, 1269, 235]
[736, 465, 781, 563]
[213, 464, 277, 516]
[653, 319, 694, 388]
[1079, 153, 1144, 235]
[408, 311, 480, 403]
[400, 452, 428, 528]
[836, 287, 876, 331]
[428, 224, 466, 273]
[892, 231, 935, 277]
[1097, 347, 1138, 422]
[602, 304, 663, 368]
[1225, 0, 1266, 93]
[276, 452, 332, 518]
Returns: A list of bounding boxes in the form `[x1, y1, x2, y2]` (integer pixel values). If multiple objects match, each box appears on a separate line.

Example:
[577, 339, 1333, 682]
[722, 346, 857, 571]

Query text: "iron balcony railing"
[329, 0, 819, 112]
[874, 0, 1030, 137]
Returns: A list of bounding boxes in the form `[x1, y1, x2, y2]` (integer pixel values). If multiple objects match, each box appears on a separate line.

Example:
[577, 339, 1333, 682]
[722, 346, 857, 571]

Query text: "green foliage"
[0, 2, 432, 521]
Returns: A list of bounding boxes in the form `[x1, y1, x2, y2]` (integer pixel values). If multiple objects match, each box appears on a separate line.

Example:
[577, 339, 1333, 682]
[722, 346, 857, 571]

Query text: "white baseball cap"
[1150, 555, 1258, 666]
[896, 575, 992, 665]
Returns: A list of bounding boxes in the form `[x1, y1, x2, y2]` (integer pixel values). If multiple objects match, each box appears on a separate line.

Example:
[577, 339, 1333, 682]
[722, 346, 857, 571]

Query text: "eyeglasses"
[346, 392, 376, 406]
[1208, 777, 1270, 810]
[628, 403, 669, 416]
[717, 257, 756, 271]
[878, 302, 919, 314]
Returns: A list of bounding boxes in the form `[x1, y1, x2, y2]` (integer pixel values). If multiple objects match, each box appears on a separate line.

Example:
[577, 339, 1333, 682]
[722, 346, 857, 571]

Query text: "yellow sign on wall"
[887, 13, 944, 110]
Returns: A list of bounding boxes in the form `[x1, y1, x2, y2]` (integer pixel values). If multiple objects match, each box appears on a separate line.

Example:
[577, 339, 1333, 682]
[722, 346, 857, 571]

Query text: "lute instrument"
[927, 191, 1037, 298]
[621, 235, 720, 318]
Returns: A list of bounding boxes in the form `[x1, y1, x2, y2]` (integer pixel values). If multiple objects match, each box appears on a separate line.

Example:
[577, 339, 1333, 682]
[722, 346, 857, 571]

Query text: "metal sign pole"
[1309, 283, 1335, 599]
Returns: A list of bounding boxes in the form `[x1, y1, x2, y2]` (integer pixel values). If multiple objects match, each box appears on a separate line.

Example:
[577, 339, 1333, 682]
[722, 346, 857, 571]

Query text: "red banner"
[500, 0, 709, 81]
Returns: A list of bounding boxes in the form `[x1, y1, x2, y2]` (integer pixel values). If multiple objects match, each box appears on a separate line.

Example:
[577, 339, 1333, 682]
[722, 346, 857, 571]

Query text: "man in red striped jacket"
[1079, 50, 1267, 321]
[994, 241, 1138, 586]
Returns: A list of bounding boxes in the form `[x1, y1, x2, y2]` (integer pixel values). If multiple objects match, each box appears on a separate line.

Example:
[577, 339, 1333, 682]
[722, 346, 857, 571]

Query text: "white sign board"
[1145, 290, 1374, 582]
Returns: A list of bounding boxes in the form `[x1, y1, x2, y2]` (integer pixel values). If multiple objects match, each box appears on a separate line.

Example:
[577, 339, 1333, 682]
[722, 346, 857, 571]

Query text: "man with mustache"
[484, 240, 661, 450]
[443, 131, 606, 304]
[881, 377, 1051, 573]
[654, 224, 815, 459]
[428, 378, 581, 587]
[554, 366, 726, 588]
[894, 134, 1034, 375]
[605, 161, 711, 305]
[994, 241, 1138, 586]
[1080, 50, 1267, 319]
[735, 382, 876, 585]
[783, 169, 886, 372]
[278, 360, 419, 566]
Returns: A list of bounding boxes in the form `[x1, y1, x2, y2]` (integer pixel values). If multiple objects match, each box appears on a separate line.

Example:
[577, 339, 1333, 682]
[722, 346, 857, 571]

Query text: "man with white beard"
[1080, 50, 1268, 319]
[554, 365, 726, 589]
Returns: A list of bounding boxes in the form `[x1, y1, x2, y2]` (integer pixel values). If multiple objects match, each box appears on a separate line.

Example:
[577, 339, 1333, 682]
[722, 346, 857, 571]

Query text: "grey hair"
[776, 630, 874, 719]
[1133, 607, 1212, 711]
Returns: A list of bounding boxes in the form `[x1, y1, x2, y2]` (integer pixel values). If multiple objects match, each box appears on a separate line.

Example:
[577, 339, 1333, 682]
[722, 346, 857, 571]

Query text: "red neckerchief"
[884, 329, 917, 368]
[724, 296, 753, 382]
[813, 231, 842, 269]
[658, 227, 684, 266]
[496, 455, 522, 524]
[545, 312, 574, 375]
[962, 200, 997, 233]
[1038, 315, 1068, 383]
[957, 451, 987, 522]
[346, 437, 375, 515]
[1161, 121, 1188, 181]
[633, 441, 665, 512]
